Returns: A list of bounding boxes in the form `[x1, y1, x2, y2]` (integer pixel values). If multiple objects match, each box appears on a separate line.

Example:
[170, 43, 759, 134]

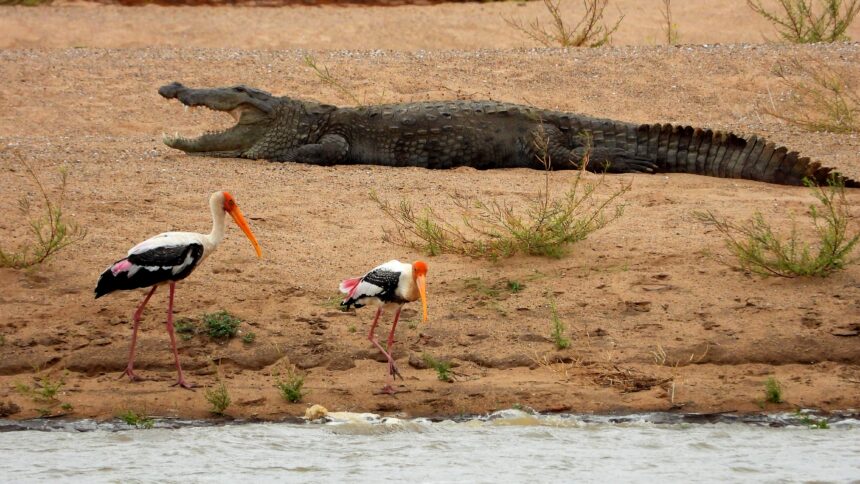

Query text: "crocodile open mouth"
[158, 82, 273, 157]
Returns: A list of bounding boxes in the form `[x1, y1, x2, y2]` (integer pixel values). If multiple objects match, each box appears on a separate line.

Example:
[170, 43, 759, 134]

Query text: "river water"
[1, 410, 858, 483]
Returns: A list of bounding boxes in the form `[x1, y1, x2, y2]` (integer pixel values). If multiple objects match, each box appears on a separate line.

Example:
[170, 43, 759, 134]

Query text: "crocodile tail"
[630, 123, 858, 187]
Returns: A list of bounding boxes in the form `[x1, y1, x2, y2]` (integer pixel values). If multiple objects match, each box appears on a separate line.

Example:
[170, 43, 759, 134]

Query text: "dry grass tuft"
[504, 0, 624, 48]
[765, 58, 859, 134]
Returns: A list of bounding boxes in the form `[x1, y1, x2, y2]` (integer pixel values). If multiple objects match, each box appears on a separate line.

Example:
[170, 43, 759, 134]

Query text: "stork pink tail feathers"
[339, 277, 362, 300]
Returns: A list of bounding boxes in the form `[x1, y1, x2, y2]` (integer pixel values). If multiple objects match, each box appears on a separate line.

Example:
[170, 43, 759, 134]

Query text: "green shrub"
[765, 377, 783, 403]
[204, 380, 231, 416]
[275, 366, 305, 403]
[747, 0, 860, 43]
[0, 153, 86, 269]
[373, 161, 629, 260]
[696, 176, 859, 277]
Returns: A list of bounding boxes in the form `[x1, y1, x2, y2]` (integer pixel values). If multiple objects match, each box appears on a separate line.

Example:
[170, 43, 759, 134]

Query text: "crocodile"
[158, 82, 857, 187]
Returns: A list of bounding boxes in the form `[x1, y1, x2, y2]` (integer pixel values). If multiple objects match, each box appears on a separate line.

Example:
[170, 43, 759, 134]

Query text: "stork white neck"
[205, 191, 227, 249]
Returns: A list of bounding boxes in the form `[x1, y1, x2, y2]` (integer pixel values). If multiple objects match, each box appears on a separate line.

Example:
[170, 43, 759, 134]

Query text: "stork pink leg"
[121, 285, 157, 382]
[385, 306, 404, 381]
[165, 282, 194, 390]
[367, 307, 398, 394]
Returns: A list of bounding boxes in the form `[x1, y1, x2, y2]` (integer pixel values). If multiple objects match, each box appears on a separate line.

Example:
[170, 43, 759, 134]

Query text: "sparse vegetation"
[765, 377, 784, 403]
[796, 410, 830, 429]
[304, 54, 362, 106]
[422, 353, 453, 382]
[204, 311, 242, 339]
[661, 0, 681, 45]
[747, 0, 860, 43]
[274, 364, 306, 403]
[373, 149, 629, 260]
[548, 297, 571, 350]
[0, 334, 5, 347]
[0, 153, 86, 269]
[14, 376, 64, 402]
[348, 324, 357, 333]
[60, 402, 73, 412]
[506, 280, 525, 293]
[118, 409, 155, 429]
[204, 380, 232, 416]
[175, 317, 198, 341]
[463, 277, 525, 299]
[241, 331, 256, 344]
[505, 0, 624, 48]
[696, 176, 859, 277]
[765, 59, 859, 134]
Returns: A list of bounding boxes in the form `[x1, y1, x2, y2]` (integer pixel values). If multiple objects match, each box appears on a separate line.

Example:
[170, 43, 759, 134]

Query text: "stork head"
[412, 260, 428, 323]
[218, 191, 262, 258]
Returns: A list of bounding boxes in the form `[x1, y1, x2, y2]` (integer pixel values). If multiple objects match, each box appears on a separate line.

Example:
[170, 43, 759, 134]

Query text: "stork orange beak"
[226, 204, 262, 258]
[416, 274, 428, 323]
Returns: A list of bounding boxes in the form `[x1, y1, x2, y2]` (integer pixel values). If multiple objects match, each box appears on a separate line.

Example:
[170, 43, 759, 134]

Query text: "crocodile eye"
[234, 87, 246, 93]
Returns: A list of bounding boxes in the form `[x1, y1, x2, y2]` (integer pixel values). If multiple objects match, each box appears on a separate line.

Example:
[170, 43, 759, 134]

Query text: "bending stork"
[94, 191, 262, 389]
[340, 260, 428, 394]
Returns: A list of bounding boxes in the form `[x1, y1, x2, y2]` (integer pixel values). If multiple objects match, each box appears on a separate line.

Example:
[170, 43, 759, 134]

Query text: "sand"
[0, 1, 859, 421]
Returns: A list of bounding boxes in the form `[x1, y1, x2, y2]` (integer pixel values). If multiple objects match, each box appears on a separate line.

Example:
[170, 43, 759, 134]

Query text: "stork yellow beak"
[416, 274, 428, 323]
[227, 204, 262, 258]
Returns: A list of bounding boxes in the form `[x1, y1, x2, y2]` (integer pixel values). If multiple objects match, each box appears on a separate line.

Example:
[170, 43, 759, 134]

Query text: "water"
[1, 411, 858, 483]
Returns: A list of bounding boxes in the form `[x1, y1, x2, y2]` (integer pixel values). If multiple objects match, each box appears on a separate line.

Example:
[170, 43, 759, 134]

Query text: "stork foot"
[388, 359, 403, 380]
[171, 379, 196, 391]
[380, 384, 397, 395]
[120, 367, 144, 382]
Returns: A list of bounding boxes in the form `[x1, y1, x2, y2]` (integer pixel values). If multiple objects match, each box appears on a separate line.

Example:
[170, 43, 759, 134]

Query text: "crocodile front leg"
[275, 134, 349, 165]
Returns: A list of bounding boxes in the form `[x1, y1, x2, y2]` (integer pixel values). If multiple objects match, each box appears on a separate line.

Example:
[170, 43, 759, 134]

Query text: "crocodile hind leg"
[273, 134, 349, 165]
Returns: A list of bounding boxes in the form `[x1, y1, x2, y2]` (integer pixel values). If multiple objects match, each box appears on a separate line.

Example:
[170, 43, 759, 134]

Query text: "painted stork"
[340, 260, 428, 393]
[94, 191, 262, 389]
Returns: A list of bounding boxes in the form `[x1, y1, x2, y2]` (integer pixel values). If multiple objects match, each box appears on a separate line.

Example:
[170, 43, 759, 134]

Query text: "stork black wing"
[362, 268, 401, 301]
[129, 244, 199, 267]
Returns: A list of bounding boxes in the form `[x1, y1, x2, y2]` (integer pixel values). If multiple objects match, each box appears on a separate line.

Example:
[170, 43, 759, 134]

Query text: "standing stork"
[94, 191, 262, 389]
[340, 260, 428, 394]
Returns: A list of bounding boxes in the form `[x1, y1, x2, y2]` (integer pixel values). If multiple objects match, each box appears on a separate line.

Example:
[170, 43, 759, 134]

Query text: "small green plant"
[661, 0, 681, 45]
[175, 317, 198, 341]
[204, 380, 232, 416]
[347, 324, 357, 333]
[118, 409, 155, 429]
[0, 153, 86, 269]
[505, 0, 624, 48]
[765, 377, 783, 403]
[696, 177, 859, 277]
[242, 331, 256, 344]
[506, 280, 525, 293]
[747, 0, 860, 43]
[60, 402, 73, 412]
[548, 298, 571, 350]
[795, 411, 830, 429]
[204, 311, 241, 339]
[422, 354, 453, 382]
[35, 376, 63, 402]
[0, 334, 5, 346]
[765, 59, 859, 134]
[274, 365, 305, 403]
